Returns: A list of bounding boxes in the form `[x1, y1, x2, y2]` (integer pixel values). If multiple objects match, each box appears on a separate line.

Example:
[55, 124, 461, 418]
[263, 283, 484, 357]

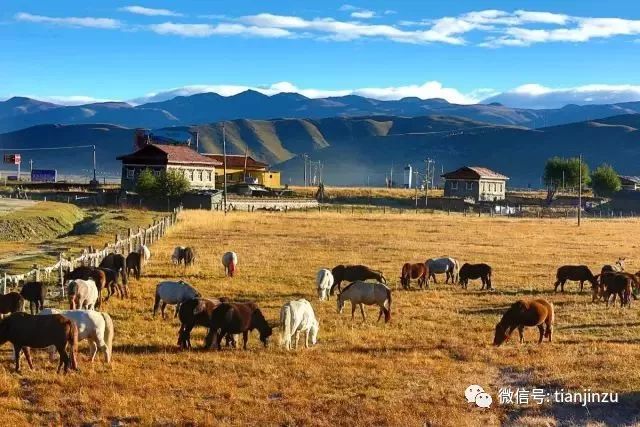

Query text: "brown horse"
[554, 265, 598, 292]
[0, 312, 78, 373]
[65, 267, 106, 307]
[20, 282, 46, 314]
[205, 302, 273, 350]
[177, 297, 235, 349]
[400, 263, 428, 289]
[330, 265, 387, 295]
[98, 267, 126, 300]
[99, 253, 128, 287]
[597, 272, 633, 307]
[0, 292, 23, 316]
[459, 263, 492, 290]
[493, 299, 554, 346]
[126, 251, 143, 281]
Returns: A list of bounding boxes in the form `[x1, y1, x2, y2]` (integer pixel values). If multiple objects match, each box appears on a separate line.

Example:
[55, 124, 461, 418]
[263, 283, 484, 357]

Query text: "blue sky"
[3, 1, 640, 108]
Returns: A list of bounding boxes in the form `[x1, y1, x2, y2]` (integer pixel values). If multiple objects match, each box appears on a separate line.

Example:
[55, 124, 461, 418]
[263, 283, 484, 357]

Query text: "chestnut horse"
[329, 265, 387, 295]
[400, 263, 428, 289]
[493, 299, 554, 346]
[554, 265, 598, 292]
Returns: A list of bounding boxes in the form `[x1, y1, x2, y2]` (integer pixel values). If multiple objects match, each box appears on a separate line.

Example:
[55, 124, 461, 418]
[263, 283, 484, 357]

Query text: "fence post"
[2, 273, 6, 295]
[128, 228, 133, 253]
[33, 264, 40, 283]
[58, 253, 65, 297]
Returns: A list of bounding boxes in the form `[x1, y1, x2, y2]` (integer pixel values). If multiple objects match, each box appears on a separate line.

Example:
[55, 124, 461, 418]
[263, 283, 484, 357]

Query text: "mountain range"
[4, 91, 640, 133]
[2, 114, 639, 187]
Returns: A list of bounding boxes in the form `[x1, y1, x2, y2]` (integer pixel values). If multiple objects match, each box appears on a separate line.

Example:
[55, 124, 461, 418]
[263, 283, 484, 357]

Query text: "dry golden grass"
[1, 210, 640, 426]
[290, 185, 443, 200]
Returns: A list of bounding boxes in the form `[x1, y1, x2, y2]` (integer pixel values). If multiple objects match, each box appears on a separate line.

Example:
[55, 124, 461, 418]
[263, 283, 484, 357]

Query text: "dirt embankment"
[0, 202, 84, 241]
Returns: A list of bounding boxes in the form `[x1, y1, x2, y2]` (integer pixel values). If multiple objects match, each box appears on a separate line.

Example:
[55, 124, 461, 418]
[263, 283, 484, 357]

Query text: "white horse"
[280, 299, 319, 350]
[337, 281, 392, 323]
[67, 279, 99, 310]
[40, 308, 114, 363]
[138, 244, 151, 264]
[425, 257, 459, 284]
[172, 246, 186, 264]
[316, 269, 334, 301]
[222, 251, 238, 277]
[153, 280, 201, 319]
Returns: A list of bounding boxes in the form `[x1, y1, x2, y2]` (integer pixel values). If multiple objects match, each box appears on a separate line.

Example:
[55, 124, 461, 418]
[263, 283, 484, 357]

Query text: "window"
[188, 170, 194, 180]
[126, 168, 135, 179]
[498, 183, 503, 192]
[466, 181, 474, 190]
[207, 171, 212, 181]
[153, 169, 161, 177]
[450, 181, 458, 190]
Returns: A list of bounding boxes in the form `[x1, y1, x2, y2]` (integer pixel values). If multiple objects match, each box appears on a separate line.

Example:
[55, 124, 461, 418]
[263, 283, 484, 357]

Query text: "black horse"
[100, 254, 129, 296]
[20, 282, 46, 314]
[205, 302, 272, 350]
[177, 297, 235, 349]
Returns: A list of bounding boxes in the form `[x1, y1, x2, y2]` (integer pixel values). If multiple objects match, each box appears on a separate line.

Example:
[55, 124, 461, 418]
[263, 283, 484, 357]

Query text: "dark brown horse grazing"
[0, 312, 78, 373]
[20, 282, 46, 314]
[598, 272, 633, 307]
[183, 247, 196, 266]
[98, 267, 125, 300]
[400, 263, 428, 289]
[177, 297, 235, 349]
[0, 292, 23, 315]
[554, 265, 598, 292]
[65, 267, 106, 307]
[205, 302, 273, 350]
[330, 265, 387, 295]
[126, 252, 143, 281]
[99, 253, 128, 287]
[493, 299, 554, 346]
[458, 263, 492, 290]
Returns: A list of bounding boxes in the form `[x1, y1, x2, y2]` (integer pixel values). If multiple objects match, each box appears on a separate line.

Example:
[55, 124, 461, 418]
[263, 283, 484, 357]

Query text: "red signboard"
[3, 154, 21, 165]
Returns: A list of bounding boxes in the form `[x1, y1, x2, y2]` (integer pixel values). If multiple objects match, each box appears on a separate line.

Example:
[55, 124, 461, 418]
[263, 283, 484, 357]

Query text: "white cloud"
[483, 84, 640, 108]
[119, 5, 182, 17]
[15, 12, 121, 29]
[149, 22, 291, 38]
[351, 10, 376, 19]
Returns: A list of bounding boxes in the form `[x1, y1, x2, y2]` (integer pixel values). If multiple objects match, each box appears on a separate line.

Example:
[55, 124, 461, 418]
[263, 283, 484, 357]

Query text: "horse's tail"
[453, 259, 460, 283]
[280, 304, 292, 349]
[100, 312, 114, 363]
[384, 286, 392, 322]
[545, 302, 555, 338]
[229, 260, 235, 277]
[67, 321, 79, 370]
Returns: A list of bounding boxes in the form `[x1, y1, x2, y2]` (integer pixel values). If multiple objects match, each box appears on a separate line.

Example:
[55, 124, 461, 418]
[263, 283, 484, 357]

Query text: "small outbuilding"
[619, 175, 640, 191]
[441, 166, 509, 201]
[202, 154, 281, 188]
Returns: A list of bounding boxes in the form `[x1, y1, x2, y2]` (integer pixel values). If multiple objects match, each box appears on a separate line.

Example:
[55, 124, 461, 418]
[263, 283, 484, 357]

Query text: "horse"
[0, 292, 23, 316]
[64, 267, 106, 308]
[329, 265, 387, 295]
[280, 299, 319, 350]
[459, 263, 492, 290]
[126, 251, 143, 281]
[554, 265, 598, 292]
[0, 312, 78, 373]
[337, 281, 392, 323]
[425, 257, 459, 284]
[138, 244, 151, 263]
[184, 247, 196, 266]
[172, 246, 186, 264]
[40, 308, 114, 363]
[67, 279, 99, 310]
[99, 253, 128, 288]
[153, 280, 201, 319]
[205, 302, 273, 350]
[222, 251, 238, 277]
[493, 299, 554, 346]
[316, 269, 334, 300]
[400, 263, 428, 290]
[98, 267, 125, 300]
[20, 281, 46, 314]
[601, 257, 626, 274]
[177, 297, 236, 349]
[598, 272, 633, 307]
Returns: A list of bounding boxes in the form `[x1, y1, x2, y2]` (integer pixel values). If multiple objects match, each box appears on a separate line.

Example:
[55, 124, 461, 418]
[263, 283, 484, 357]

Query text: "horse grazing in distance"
[329, 265, 387, 295]
[601, 257, 626, 275]
[459, 263, 492, 290]
[493, 299, 554, 346]
[0, 312, 78, 373]
[0, 292, 23, 316]
[98, 267, 125, 300]
[126, 251, 143, 281]
[183, 247, 196, 266]
[337, 281, 392, 323]
[554, 265, 598, 292]
[400, 263, 428, 290]
[40, 308, 114, 363]
[280, 299, 319, 350]
[222, 251, 238, 277]
[153, 281, 201, 319]
[65, 267, 106, 308]
[205, 302, 273, 350]
[99, 253, 128, 293]
[67, 279, 99, 310]
[20, 282, 46, 314]
[425, 257, 459, 284]
[177, 297, 235, 349]
[316, 269, 334, 300]
[598, 272, 633, 307]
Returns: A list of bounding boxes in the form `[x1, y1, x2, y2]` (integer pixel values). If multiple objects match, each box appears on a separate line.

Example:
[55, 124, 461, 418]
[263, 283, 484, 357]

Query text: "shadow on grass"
[559, 322, 640, 330]
[112, 343, 182, 355]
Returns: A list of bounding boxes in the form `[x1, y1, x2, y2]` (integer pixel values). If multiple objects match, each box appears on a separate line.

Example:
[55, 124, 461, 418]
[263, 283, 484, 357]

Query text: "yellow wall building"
[203, 154, 281, 188]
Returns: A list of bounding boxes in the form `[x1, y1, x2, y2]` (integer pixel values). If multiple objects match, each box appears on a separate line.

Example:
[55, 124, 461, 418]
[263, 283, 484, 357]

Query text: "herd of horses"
[0, 234, 635, 373]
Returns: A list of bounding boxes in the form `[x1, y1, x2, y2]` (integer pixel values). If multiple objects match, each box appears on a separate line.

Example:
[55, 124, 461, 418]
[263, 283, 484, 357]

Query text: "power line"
[0, 145, 95, 151]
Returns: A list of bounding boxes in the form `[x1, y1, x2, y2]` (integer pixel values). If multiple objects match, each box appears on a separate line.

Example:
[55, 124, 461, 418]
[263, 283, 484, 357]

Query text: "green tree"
[543, 157, 590, 204]
[590, 164, 621, 197]
[135, 168, 158, 198]
[157, 169, 190, 198]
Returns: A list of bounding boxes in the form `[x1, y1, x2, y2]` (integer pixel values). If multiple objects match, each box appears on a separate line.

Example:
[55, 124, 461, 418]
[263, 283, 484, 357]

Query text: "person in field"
[316, 269, 334, 300]
[493, 299, 554, 346]
[280, 299, 319, 350]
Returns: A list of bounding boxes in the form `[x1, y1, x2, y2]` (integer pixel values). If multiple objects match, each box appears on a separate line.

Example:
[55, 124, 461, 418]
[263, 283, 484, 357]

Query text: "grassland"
[1, 210, 640, 426]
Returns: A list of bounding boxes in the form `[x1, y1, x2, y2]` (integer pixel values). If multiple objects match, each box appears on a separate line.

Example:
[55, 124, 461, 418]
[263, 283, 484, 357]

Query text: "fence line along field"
[2, 210, 640, 425]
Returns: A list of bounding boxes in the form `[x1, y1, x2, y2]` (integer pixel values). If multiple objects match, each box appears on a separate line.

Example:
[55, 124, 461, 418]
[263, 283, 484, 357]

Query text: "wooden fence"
[1, 207, 182, 297]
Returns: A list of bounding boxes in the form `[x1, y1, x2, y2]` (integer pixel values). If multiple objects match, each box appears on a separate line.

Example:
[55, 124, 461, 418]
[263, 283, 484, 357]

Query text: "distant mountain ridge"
[2, 91, 640, 133]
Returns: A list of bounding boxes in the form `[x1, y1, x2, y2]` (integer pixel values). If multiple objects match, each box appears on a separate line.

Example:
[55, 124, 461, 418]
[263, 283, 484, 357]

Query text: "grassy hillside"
[0, 202, 84, 241]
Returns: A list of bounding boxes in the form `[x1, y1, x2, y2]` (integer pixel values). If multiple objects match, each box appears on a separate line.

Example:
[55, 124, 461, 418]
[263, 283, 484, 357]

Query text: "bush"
[135, 169, 158, 199]
[590, 164, 621, 197]
[157, 169, 190, 198]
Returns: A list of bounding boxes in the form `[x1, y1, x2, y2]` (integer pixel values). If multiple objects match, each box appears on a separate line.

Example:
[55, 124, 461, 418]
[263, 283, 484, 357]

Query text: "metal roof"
[441, 166, 509, 180]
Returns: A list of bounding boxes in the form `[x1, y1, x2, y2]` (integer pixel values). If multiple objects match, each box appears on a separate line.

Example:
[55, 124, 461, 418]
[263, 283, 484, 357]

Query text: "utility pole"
[390, 162, 394, 188]
[222, 123, 228, 214]
[302, 154, 309, 186]
[29, 159, 33, 173]
[414, 170, 419, 209]
[424, 158, 434, 207]
[578, 153, 582, 226]
[92, 145, 97, 183]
